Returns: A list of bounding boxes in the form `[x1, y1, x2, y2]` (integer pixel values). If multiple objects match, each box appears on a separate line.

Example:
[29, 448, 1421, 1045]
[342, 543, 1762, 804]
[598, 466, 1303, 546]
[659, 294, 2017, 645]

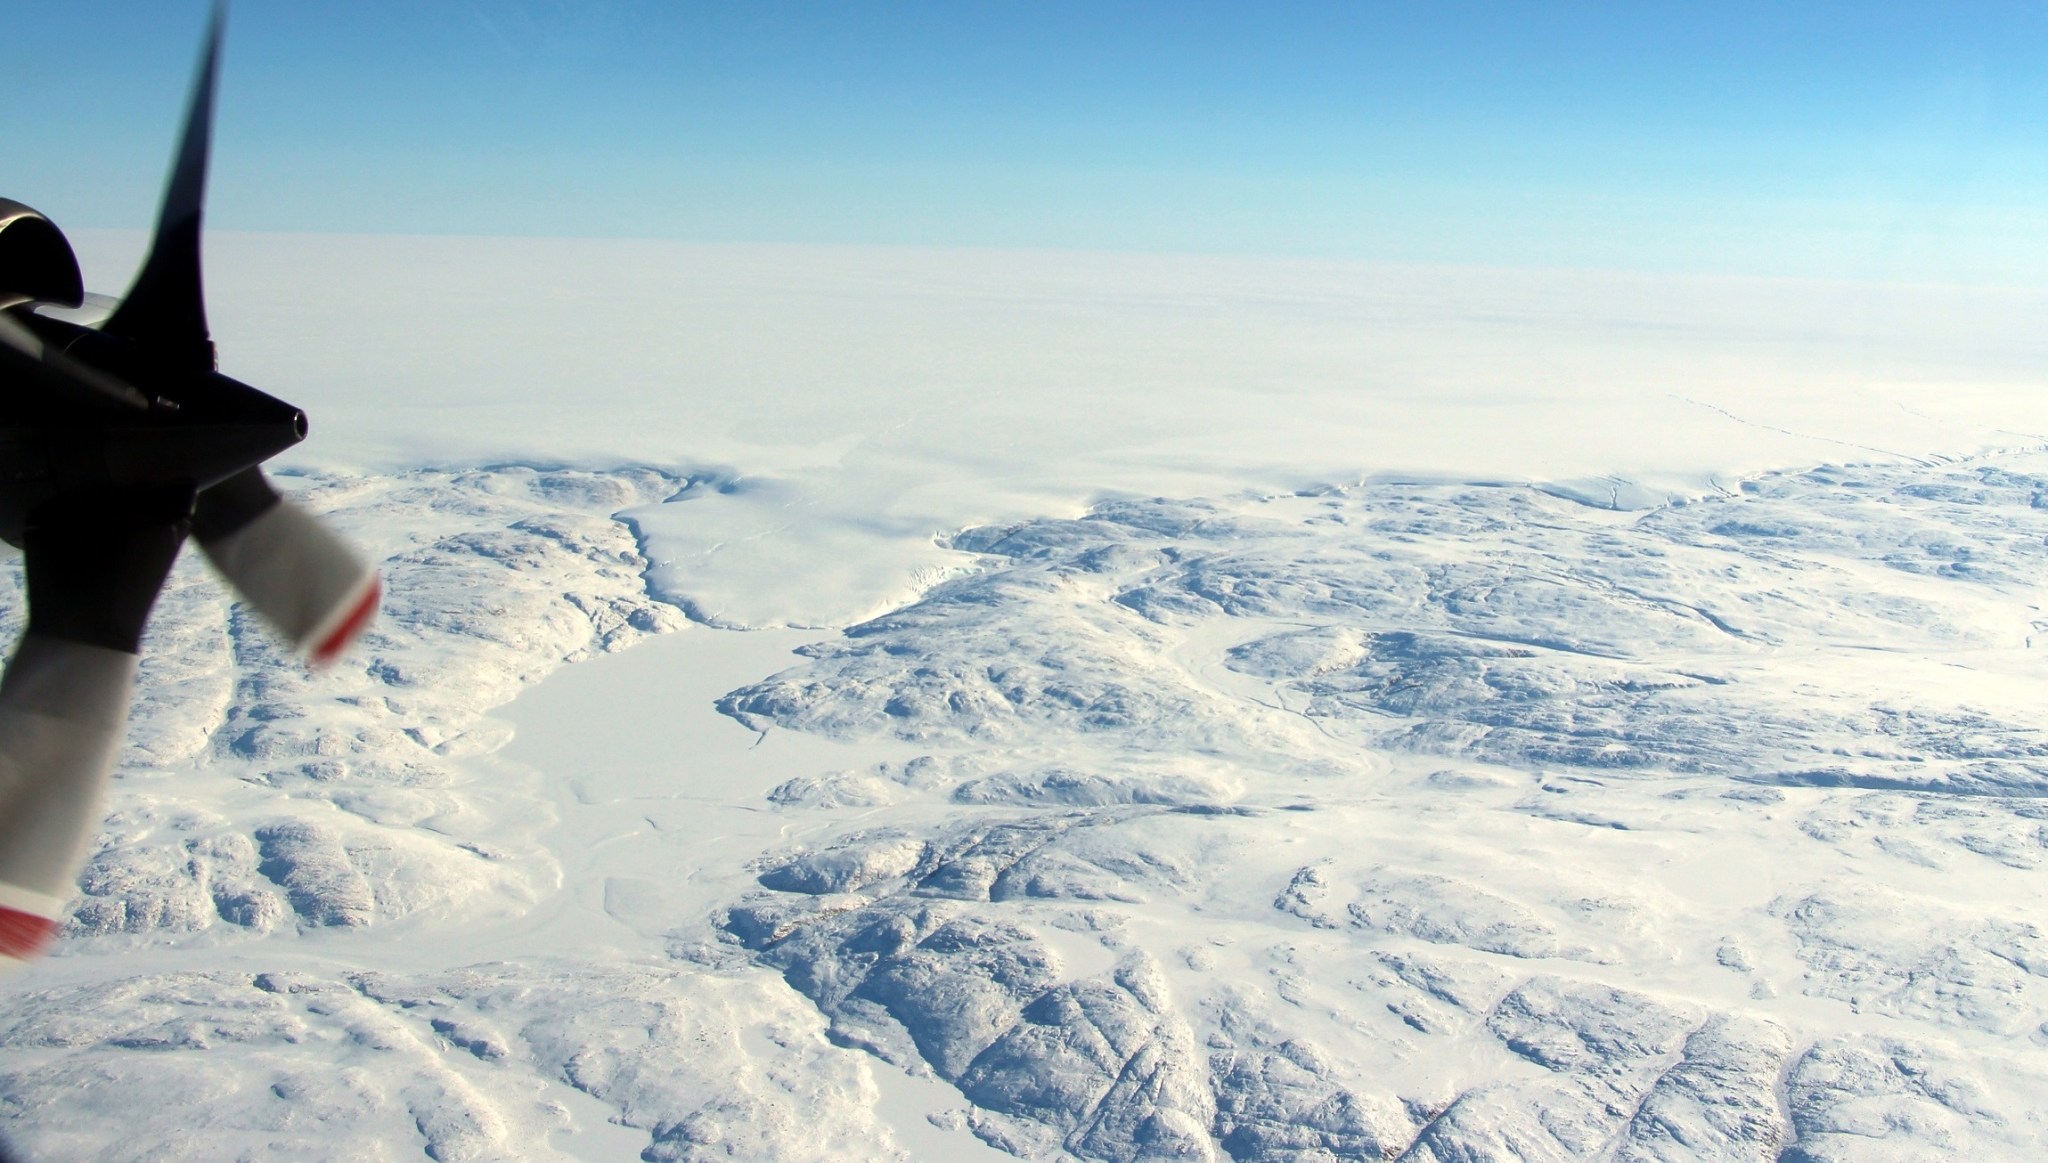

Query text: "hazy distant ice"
[74, 230, 2048, 626]
[7, 236, 2048, 1161]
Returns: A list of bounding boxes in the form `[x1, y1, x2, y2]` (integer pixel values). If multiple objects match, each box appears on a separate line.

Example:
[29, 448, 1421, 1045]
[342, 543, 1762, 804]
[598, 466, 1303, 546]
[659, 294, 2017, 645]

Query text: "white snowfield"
[6, 236, 2048, 1161]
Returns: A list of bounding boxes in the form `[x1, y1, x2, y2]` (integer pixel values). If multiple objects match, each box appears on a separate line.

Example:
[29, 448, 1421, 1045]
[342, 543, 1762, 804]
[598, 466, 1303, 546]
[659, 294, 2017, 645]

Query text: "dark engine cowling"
[0, 203, 309, 547]
[0, 200, 85, 311]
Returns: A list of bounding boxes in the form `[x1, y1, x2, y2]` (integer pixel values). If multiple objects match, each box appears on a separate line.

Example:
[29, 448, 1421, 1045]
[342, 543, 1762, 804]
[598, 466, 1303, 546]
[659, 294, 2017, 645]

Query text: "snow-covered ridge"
[8, 450, 2048, 1159]
[66, 466, 693, 951]
[719, 457, 2048, 1159]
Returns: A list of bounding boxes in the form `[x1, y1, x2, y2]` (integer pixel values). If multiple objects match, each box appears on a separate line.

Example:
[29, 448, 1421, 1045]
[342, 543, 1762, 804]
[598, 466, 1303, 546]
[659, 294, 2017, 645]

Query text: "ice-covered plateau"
[8, 453, 2048, 1160]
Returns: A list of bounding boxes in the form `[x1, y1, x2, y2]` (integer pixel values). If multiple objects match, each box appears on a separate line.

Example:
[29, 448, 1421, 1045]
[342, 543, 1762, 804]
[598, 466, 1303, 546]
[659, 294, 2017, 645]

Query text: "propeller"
[0, 4, 380, 667]
[0, 6, 386, 973]
[101, 2, 222, 371]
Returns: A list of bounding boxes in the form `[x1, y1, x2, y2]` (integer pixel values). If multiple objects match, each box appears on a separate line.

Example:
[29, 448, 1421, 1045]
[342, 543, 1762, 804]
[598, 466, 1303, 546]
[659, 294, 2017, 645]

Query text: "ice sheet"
[73, 230, 2048, 624]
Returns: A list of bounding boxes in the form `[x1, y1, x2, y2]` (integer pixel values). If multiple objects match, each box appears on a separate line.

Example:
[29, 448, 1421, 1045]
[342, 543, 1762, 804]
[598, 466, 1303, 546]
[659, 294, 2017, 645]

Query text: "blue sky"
[6, 2, 2048, 283]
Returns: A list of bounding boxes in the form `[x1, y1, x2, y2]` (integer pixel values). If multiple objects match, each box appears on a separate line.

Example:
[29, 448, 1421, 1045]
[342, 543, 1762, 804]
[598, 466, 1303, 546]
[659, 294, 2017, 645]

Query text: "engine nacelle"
[0, 200, 84, 312]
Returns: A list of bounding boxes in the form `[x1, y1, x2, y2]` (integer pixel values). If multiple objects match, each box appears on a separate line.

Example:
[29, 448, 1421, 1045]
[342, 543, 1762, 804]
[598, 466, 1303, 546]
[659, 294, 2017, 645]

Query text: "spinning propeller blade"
[102, 3, 223, 370]
[109, 6, 379, 664]
[195, 470, 382, 668]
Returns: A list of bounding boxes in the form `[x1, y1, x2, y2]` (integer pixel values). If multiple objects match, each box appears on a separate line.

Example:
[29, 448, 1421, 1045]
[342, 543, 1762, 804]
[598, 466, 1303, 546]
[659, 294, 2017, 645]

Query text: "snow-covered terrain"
[6, 238, 2048, 1160]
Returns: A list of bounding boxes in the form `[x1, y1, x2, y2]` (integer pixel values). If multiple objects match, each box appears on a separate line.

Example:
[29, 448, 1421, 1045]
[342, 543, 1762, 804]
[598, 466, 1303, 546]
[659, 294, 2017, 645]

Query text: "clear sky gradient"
[5, 2, 2048, 284]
